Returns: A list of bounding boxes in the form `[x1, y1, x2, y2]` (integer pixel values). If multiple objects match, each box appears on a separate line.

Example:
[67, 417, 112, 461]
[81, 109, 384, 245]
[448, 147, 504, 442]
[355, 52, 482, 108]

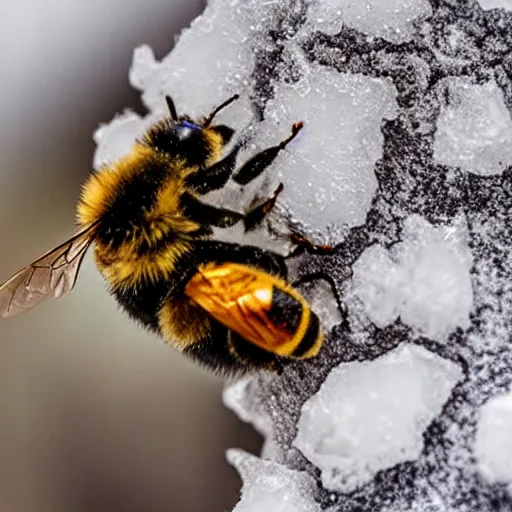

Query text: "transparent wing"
[0, 225, 97, 318]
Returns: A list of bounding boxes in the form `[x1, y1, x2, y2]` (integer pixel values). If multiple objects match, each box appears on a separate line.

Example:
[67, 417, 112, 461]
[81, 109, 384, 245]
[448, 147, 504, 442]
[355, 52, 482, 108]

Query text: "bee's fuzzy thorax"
[77, 142, 203, 289]
[76, 144, 170, 228]
[202, 128, 225, 165]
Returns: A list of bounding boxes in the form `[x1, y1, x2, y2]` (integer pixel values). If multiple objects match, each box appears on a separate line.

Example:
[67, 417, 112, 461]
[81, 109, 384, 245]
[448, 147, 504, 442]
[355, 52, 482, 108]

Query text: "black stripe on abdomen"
[291, 312, 321, 358]
[266, 286, 303, 335]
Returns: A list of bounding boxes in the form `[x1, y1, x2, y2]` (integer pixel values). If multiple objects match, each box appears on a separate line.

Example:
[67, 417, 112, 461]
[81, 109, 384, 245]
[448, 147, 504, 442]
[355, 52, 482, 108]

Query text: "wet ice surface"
[98, 0, 512, 510]
[294, 344, 463, 493]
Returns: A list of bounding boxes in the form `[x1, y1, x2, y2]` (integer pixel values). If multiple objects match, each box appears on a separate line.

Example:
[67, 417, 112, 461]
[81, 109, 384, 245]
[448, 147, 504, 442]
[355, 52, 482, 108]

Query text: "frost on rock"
[349, 215, 473, 340]
[228, 449, 322, 512]
[434, 78, 512, 176]
[305, 0, 432, 43]
[99, 0, 512, 510]
[294, 344, 463, 493]
[475, 393, 512, 486]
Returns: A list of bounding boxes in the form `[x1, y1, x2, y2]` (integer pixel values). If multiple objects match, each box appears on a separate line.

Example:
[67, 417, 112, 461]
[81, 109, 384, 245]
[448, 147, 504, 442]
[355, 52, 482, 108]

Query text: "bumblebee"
[0, 94, 325, 375]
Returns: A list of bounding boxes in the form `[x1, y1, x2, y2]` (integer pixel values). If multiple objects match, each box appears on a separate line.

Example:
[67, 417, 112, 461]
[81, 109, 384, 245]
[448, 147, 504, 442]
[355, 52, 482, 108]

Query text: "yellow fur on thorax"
[77, 143, 206, 288]
[77, 128, 225, 290]
[77, 128, 224, 228]
[202, 129, 224, 166]
[94, 240, 192, 288]
[77, 144, 189, 228]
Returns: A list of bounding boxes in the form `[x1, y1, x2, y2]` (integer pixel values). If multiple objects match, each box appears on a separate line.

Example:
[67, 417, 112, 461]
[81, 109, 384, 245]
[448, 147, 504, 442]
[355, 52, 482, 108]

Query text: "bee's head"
[141, 95, 238, 166]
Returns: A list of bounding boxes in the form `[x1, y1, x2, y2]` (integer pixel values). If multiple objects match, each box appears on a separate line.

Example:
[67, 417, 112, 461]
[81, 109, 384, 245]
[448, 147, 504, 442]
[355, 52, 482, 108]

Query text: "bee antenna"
[204, 94, 240, 127]
[165, 95, 178, 122]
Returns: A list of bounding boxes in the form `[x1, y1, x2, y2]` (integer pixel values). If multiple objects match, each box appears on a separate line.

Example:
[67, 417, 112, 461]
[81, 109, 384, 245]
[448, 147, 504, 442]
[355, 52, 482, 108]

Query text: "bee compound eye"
[177, 126, 192, 140]
[177, 121, 202, 140]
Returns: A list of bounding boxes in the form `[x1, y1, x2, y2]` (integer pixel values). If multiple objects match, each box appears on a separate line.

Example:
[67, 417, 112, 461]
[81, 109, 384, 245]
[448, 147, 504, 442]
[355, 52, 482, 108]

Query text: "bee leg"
[184, 143, 243, 194]
[180, 192, 244, 228]
[285, 233, 334, 259]
[183, 323, 249, 376]
[232, 121, 304, 185]
[243, 183, 284, 232]
[182, 181, 283, 234]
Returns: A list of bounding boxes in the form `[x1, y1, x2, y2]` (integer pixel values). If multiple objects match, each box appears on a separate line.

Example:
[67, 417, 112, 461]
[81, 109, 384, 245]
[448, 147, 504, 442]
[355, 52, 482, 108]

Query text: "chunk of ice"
[477, 0, 512, 10]
[349, 215, 473, 340]
[93, 111, 146, 169]
[298, 278, 345, 333]
[475, 393, 512, 485]
[255, 57, 398, 236]
[223, 375, 282, 459]
[434, 78, 512, 176]
[293, 344, 463, 493]
[228, 449, 322, 512]
[128, 0, 269, 125]
[306, 0, 432, 43]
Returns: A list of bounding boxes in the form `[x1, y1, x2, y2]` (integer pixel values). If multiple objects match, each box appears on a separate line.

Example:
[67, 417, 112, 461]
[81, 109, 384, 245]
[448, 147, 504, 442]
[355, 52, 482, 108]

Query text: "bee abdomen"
[266, 287, 302, 334]
[267, 286, 323, 359]
[290, 312, 321, 358]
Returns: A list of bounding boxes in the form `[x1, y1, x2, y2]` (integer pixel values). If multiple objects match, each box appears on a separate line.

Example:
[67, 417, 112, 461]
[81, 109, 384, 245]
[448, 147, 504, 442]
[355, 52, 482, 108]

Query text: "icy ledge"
[96, 0, 512, 510]
[294, 344, 463, 493]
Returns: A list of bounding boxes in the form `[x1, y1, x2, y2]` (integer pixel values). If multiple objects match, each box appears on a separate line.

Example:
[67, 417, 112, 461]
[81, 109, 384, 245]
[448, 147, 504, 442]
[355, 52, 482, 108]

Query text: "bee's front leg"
[232, 121, 304, 185]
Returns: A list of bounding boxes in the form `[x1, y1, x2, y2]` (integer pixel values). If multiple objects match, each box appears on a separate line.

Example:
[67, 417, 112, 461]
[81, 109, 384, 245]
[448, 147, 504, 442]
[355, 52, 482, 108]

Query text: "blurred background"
[0, 1, 262, 511]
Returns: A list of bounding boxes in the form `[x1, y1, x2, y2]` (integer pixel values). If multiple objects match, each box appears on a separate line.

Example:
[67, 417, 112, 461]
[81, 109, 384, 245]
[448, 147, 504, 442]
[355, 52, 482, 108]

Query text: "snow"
[475, 393, 512, 485]
[228, 449, 322, 512]
[255, 60, 398, 236]
[349, 215, 473, 340]
[305, 0, 432, 43]
[434, 79, 512, 176]
[477, 0, 512, 10]
[223, 375, 281, 460]
[298, 278, 345, 333]
[128, 1, 261, 123]
[93, 111, 146, 168]
[293, 344, 463, 493]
